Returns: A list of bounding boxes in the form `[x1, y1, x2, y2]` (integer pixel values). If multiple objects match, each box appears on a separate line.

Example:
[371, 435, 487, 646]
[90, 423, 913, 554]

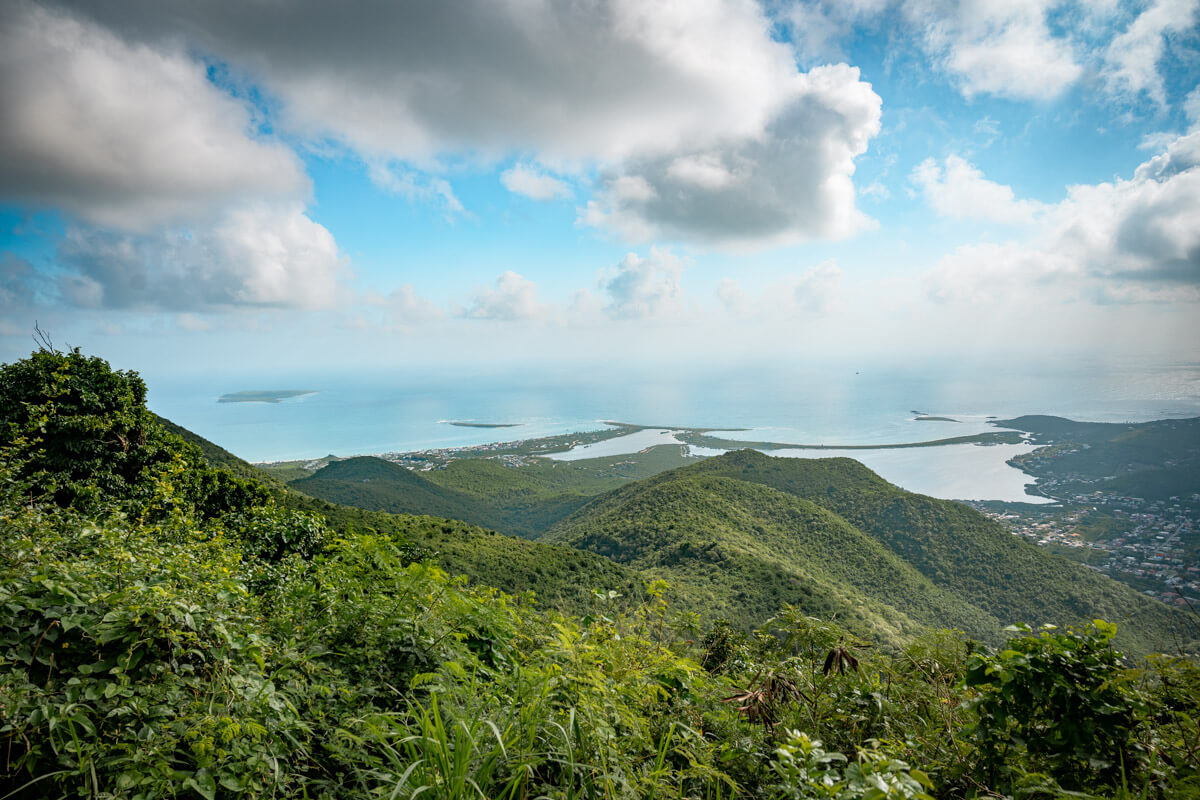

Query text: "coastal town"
[967, 483, 1200, 612]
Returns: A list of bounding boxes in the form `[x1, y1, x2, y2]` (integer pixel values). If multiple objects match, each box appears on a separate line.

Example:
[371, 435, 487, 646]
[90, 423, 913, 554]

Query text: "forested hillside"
[280, 446, 701, 537]
[283, 431, 1189, 654]
[546, 472, 1002, 643]
[3, 347, 1199, 799]
[669, 451, 1187, 655]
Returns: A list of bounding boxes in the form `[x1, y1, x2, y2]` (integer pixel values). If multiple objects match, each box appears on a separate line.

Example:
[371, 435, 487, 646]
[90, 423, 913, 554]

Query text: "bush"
[964, 620, 1144, 793]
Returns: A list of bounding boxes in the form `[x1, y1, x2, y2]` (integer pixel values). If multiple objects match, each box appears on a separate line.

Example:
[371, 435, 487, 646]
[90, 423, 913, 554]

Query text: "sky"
[1, 0, 1199, 376]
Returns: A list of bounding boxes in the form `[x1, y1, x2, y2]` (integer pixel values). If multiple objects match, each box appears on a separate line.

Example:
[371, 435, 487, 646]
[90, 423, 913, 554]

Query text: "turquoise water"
[144, 358, 1200, 502]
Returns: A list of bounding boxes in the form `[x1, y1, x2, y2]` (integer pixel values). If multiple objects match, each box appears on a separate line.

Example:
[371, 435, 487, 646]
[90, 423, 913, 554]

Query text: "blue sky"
[1, 0, 1198, 375]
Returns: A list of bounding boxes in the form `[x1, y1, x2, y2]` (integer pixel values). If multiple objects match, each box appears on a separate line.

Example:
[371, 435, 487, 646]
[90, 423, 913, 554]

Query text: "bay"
[143, 357, 1200, 502]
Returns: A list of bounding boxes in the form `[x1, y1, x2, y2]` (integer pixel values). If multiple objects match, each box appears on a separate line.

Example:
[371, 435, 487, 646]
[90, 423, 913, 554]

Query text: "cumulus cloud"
[382, 285, 444, 322]
[462, 271, 547, 321]
[1101, 0, 1199, 106]
[0, 2, 307, 230]
[912, 155, 1045, 224]
[924, 241, 1080, 304]
[0, 3, 355, 314]
[64, 0, 799, 164]
[55, 204, 345, 310]
[904, 0, 1081, 100]
[792, 261, 845, 312]
[47, 0, 882, 248]
[600, 248, 688, 320]
[780, 0, 893, 64]
[501, 164, 572, 200]
[925, 131, 1200, 304]
[583, 64, 881, 248]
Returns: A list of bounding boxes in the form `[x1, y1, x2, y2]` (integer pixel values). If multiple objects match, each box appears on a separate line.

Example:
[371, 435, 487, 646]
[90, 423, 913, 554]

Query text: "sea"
[144, 358, 1200, 505]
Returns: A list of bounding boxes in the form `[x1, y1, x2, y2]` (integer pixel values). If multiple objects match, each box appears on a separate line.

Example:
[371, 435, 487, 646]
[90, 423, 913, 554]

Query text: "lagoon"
[765, 442, 1050, 504]
[546, 428, 684, 461]
[144, 358, 1200, 503]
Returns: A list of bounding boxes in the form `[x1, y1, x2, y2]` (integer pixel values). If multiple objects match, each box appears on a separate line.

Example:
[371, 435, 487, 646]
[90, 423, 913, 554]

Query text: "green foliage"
[0, 348, 272, 525]
[770, 731, 935, 800]
[0, 347, 177, 511]
[2, 347, 1199, 799]
[674, 450, 1186, 656]
[546, 471, 999, 645]
[1143, 654, 1200, 796]
[964, 620, 1145, 793]
[0, 508, 327, 799]
[220, 505, 328, 563]
[287, 445, 698, 539]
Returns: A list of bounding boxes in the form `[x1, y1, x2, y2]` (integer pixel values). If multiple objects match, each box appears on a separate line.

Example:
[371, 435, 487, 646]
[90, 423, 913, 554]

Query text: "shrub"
[964, 620, 1144, 793]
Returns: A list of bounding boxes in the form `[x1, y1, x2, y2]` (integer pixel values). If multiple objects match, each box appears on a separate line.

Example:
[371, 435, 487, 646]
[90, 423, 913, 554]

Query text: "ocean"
[144, 358, 1200, 504]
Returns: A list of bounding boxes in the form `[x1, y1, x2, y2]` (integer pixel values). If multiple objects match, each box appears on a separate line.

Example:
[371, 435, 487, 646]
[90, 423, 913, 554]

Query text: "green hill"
[165, 412, 1190, 654]
[292, 456, 495, 522]
[544, 472, 1001, 644]
[312, 506, 647, 613]
[996, 415, 1200, 489]
[285, 445, 701, 537]
[547, 450, 1191, 653]
[153, 412, 290, 492]
[148, 434, 647, 615]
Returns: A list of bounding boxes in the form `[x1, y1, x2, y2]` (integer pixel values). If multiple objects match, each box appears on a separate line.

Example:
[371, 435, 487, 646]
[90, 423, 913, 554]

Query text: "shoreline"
[255, 418, 1029, 468]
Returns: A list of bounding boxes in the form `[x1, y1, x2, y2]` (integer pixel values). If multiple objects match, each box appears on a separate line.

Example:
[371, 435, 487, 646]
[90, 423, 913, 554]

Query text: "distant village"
[969, 490, 1200, 611]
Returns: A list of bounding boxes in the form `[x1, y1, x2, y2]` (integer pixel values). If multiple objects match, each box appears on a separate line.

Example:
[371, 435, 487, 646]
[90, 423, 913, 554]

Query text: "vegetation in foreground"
[2, 347, 1199, 799]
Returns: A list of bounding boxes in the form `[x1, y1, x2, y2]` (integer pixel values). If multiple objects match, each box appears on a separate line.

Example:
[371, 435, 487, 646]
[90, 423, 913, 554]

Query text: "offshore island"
[218, 389, 317, 404]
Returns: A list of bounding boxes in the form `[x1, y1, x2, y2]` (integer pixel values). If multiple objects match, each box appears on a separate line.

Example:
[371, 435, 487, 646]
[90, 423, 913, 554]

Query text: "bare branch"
[32, 322, 58, 354]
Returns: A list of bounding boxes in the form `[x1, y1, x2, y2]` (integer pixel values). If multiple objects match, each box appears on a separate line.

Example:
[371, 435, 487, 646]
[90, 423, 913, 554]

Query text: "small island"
[914, 415, 959, 422]
[446, 421, 522, 429]
[218, 390, 317, 404]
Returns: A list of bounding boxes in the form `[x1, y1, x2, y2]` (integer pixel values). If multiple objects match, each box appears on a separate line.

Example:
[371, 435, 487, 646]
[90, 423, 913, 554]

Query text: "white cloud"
[925, 131, 1200, 304]
[583, 64, 881, 248]
[367, 162, 467, 218]
[904, 0, 1082, 100]
[0, 2, 307, 230]
[56, 204, 345, 310]
[57, 0, 881, 248]
[500, 163, 572, 200]
[792, 260, 845, 312]
[384, 285, 444, 322]
[859, 181, 891, 200]
[1185, 87, 1200, 128]
[912, 155, 1045, 224]
[462, 271, 547, 321]
[72, 0, 800, 165]
[779, 0, 893, 64]
[924, 241, 1080, 303]
[600, 248, 688, 320]
[0, 3, 353, 314]
[1101, 0, 1200, 106]
[716, 278, 750, 315]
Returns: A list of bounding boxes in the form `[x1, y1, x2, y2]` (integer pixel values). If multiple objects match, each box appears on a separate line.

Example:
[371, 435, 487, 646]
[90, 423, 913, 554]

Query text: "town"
[968, 488, 1200, 612]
